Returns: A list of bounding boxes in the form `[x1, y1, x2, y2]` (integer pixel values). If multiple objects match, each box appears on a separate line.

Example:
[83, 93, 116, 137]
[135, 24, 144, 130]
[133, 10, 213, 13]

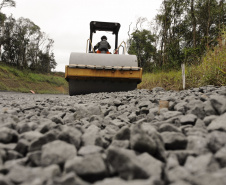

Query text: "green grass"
[139, 32, 226, 90]
[0, 63, 68, 94]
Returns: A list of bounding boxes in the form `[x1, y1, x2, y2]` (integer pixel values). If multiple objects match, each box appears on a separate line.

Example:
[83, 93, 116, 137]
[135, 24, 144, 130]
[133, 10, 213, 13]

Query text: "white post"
[181, 63, 185, 90]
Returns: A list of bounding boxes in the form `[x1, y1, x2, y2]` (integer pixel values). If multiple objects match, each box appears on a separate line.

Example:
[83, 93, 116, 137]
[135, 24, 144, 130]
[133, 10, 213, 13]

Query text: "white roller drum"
[69, 52, 138, 67]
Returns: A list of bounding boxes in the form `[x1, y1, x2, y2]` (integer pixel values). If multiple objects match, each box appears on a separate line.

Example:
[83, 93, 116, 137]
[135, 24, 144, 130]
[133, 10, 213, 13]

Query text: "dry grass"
[139, 31, 226, 90]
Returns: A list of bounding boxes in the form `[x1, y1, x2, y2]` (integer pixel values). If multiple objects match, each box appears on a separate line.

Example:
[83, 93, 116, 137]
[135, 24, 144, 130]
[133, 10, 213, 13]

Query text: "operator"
[94, 35, 111, 54]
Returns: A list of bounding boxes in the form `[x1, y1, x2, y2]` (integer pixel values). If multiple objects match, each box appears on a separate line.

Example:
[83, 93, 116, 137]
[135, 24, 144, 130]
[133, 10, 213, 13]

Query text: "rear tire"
[69, 79, 137, 96]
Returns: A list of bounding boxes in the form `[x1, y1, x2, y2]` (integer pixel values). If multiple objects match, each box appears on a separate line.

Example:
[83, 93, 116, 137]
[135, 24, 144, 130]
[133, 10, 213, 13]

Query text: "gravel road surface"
[0, 85, 226, 185]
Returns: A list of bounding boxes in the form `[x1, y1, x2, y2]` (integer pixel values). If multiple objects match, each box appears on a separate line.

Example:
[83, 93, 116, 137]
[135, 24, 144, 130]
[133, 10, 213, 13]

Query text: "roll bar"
[89, 21, 121, 52]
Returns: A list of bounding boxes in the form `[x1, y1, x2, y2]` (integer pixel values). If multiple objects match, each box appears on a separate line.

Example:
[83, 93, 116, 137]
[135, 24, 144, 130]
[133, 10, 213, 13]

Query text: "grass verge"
[0, 64, 68, 94]
[139, 32, 226, 90]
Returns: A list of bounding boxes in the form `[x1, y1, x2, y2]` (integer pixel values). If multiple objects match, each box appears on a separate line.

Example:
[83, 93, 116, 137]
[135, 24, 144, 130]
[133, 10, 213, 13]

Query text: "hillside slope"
[0, 63, 68, 94]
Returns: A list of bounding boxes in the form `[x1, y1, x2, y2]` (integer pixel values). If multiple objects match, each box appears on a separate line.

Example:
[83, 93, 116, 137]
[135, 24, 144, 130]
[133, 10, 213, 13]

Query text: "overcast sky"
[3, 0, 162, 72]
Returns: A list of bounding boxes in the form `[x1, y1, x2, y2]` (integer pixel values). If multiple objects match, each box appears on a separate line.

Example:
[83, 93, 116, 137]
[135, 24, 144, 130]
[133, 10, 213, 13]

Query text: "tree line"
[0, 0, 56, 73]
[128, 0, 226, 72]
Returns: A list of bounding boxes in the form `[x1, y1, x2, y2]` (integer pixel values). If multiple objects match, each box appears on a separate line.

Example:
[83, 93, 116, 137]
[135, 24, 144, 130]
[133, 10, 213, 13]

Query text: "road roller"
[65, 21, 142, 95]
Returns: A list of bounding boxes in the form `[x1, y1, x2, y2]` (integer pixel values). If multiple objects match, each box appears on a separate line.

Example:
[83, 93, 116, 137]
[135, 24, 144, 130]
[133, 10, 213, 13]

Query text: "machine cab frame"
[89, 21, 121, 53]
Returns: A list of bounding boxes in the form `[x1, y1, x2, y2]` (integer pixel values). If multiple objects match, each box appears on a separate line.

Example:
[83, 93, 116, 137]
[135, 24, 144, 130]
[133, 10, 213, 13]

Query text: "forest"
[128, 0, 226, 72]
[0, 0, 225, 75]
[0, 0, 56, 73]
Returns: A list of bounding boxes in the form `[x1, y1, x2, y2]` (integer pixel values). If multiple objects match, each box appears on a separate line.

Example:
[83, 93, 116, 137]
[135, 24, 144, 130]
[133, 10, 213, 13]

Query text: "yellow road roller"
[65, 21, 142, 95]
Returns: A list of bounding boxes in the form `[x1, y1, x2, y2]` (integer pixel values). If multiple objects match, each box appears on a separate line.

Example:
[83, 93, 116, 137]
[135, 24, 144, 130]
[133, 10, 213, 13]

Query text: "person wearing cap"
[94, 36, 111, 54]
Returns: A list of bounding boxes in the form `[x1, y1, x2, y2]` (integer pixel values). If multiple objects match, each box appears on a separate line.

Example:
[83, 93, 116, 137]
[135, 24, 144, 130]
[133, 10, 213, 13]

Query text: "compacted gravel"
[0, 85, 226, 185]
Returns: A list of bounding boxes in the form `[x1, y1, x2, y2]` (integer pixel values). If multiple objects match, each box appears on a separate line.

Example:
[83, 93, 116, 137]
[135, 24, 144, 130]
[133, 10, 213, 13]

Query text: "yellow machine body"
[65, 52, 142, 95]
[65, 65, 142, 82]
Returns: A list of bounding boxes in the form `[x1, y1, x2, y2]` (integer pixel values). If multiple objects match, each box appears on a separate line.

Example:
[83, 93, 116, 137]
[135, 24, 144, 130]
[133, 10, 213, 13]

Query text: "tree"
[0, 0, 16, 11]
[155, 0, 226, 68]
[0, 0, 16, 58]
[128, 29, 156, 69]
[1, 15, 56, 72]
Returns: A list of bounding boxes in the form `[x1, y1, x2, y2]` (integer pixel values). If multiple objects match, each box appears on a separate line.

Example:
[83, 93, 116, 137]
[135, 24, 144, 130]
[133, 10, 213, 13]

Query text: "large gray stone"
[113, 126, 130, 140]
[161, 132, 187, 150]
[29, 131, 57, 152]
[58, 126, 82, 149]
[137, 153, 163, 179]
[0, 127, 18, 144]
[207, 113, 226, 131]
[78, 145, 103, 156]
[81, 125, 101, 146]
[65, 154, 107, 182]
[179, 114, 197, 125]
[207, 131, 226, 153]
[167, 166, 191, 183]
[107, 147, 150, 180]
[210, 95, 226, 114]
[130, 124, 157, 156]
[215, 146, 226, 167]
[186, 135, 209, 154]
[184, 153, 219, 174]
[74, 104, 102, 120]
[41, 140, 77, 166]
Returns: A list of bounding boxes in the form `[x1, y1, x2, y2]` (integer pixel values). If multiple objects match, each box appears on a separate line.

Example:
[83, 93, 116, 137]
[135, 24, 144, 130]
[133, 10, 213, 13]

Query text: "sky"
[3, 0, 163, 72]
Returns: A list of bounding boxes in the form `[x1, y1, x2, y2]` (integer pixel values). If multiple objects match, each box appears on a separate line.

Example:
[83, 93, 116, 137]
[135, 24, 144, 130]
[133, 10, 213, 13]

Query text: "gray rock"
[16, 121, 38, 133]
[186, 135, 209, 154]
[167, 166, 191, 183]
[161, 132, 187, 150]
[110, 140, 130, 148]
[53, 172, 90, 185]
[0, 174, 11, 185]
[130, 124, 157, 155]
[5, 150, 23, 161]
[107, 147, 150, 180]
[41, 140, 77, 166]
[194, 119, 206, 129]
[203, 115, 218, 126]
[19, 131, 43, 142]
[184, 153, 219, 174]
[110, 119, 126, 128]
[94, 177, 162, 185]
[29, 131, 57, 152]
[137, 153, 163, 179]
[0, 127, 18, 144]
[191, 169, 226, 185]
[179, 114, 197, 125]
[113, 126, 130, 140]
[169, 180, 193, 185]
[166, 153, 180, 170]
[215, 146, 226, 167]
[204, 100, 217, 116]
[113, 99, 122, 106]
[82, 125, 101, 146]
[210, 95, 226, 114]
[152, 87, 165, 92]
[27, 151, 42, 166]
[207, 131, 226, 153]
[14, 139, 29, 156]
[174, 102, 187, 114]
[187, 104, 205, 119]
[78, 145, 103, 156]
[51, 116, 64, 124]
[162, 111, 182, 120]
[7, 165, 31, 184]
[74, 104, 102, 120]
[159, 123, 180, 133]
[65, 154, 107, 182]
[58, 126, 81, 149]
[207, 112, 226, 131]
